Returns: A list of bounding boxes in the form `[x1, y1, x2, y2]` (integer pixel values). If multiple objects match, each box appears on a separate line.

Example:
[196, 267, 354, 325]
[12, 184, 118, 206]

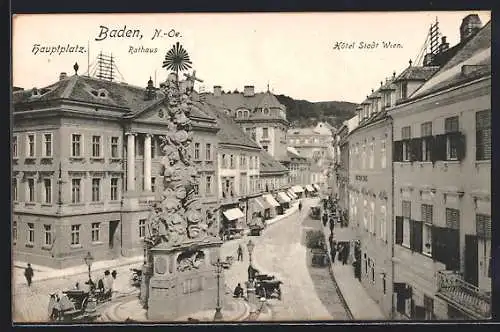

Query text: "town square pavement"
[221, 197, 351, 321]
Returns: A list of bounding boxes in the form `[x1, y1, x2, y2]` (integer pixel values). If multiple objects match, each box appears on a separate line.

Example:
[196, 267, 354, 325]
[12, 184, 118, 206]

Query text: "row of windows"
[12, 177, 121, 204]
[13, 220, 152, 246]
[235, 108, 271, 118]
[288, 137, 327, 145]
[396, 111, 491, 162]
[222, 176, 261, 197]
[13, 222, 102, 246]
[221, 154, 259, 170]
[350, 139, 387, 170]
[12, 133, 123, 159]
[349, 194, 387, 242]
[396, 201, 491, 276]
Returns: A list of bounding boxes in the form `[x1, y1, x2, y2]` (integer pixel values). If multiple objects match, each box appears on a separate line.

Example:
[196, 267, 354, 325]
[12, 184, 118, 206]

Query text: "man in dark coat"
[330, 243, 337, 264]
[237, 244, 243, 261]
[24, 263, 34, 287]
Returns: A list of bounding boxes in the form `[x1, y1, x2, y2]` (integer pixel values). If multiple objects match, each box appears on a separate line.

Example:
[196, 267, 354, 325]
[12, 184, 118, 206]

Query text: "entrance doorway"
[109, 220, 120, 258]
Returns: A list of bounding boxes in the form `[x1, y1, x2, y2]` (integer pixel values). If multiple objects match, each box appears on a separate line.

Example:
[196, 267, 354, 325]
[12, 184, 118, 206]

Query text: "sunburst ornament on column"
[162, 42, 193, 78]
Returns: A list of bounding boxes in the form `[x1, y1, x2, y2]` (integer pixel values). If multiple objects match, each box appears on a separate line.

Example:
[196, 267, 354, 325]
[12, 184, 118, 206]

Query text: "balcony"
[436, 270, 491, 319]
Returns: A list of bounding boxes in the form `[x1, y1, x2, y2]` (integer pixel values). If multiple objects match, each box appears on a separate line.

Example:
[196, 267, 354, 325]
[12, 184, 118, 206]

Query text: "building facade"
[348, 96, 394, 318]
[206, 85, 289, 162]
[12, 74, 220, 268]
[287, 122, 335, 166]
[389, 19, 491, 320]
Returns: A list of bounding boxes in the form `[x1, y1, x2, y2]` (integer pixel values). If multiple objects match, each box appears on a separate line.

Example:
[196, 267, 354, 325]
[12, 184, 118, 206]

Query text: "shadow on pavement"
[300, 215, 351, 320]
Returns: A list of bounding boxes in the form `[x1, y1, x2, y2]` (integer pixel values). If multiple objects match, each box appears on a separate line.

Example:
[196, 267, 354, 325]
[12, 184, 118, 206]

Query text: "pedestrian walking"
[24, 263, 34, 287]
[237, 244, 243, 261]
[342, 244, 349, 265]
[111, 270, 117, 280]
[103, 270, 114, 300]
[330, 244, 337, 264]
[299, 201, 302, 212]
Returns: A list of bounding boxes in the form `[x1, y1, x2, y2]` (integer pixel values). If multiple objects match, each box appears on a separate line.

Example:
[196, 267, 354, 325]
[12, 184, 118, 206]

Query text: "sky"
[12, 11, 491, 103]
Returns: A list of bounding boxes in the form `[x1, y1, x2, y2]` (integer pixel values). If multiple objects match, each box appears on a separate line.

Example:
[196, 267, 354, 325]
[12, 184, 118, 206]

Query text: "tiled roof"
[205, 91, 285, 112]
[12, 75, 215, 121]
[260, 150, 288, 174]
[410, 21, 491, 99]
[394, 66, 440, 82]
[203, 103, 261, 149]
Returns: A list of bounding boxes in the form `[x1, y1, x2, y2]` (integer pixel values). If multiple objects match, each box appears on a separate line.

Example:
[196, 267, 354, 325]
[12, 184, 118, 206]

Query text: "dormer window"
[401, 82, 408, 99]
[264, 108, 270, 115]
[90, 89, 109, 98]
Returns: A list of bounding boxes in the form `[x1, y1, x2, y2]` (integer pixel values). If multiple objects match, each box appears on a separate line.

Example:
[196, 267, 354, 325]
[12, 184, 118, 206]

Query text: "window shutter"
[447, 228, 460, 271]
[395, 216, 403, 245]
[456, 132, 466, 161]
[411, 138, 422, 161]
[393, 141, 403, 162]
[431, 134, 447, 162]
[414, 220, 423, 253]
[431, 226, 444, 263]
[409, 220, 416, 251]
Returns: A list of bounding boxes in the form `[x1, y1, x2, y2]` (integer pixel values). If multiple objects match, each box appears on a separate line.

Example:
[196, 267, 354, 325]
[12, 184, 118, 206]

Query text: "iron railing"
[436, 270, 491, 319]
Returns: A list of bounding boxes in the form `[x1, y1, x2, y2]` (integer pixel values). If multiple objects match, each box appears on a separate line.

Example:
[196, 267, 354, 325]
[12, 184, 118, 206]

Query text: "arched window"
[237, 110, 242, 118]
[244, 110, 249, 118]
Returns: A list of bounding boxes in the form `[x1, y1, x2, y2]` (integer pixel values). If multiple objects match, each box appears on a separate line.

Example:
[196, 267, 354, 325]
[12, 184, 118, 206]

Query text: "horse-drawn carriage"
[130, 268, 143, 287]
[309, 205, 322, 220]
[311, 247, 329, 267]
[254, 273, 282, 300]
[48, 289, 100, 322]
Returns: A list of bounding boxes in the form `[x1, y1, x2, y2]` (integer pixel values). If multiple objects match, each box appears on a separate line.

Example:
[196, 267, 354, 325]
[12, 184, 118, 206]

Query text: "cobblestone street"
[221, 197, 350, 321]
[12, 262, 141, 322]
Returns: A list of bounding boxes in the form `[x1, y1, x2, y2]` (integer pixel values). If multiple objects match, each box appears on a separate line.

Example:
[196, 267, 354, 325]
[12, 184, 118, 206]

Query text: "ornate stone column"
[126, 132, 136, 191]
[144, 134, 152, 192]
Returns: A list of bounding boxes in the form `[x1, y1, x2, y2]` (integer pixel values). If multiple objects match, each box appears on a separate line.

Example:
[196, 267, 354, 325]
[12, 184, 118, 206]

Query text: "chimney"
[439, 36, 450, 53]
[213, 85, 222, 97]
[243, 85, 255, 97]
[460, 14, 482, 42]
[423, 53, 434, 66]
[59, 72, 67, 81]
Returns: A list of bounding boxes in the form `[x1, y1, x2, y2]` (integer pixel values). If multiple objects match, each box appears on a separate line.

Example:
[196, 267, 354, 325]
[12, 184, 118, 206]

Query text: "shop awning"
[313, 184, 320, 191]
[286, 190, 297, 200]
[254, 197, 271, 210]
[292, 185, 304, 193]
[263, 194, 280, 207]
[223, 208, 245, 221]
[277, 192, 291, 203]
[305, 185, 315, 192]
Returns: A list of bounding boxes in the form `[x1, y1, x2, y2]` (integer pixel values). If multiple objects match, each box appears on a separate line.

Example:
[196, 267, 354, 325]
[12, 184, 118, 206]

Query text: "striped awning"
[313, 184, 320, 191]
[223, 208, 245, 221]
[292, 185, 304, 193]
[305, 185, 315, 192]
[278, 192, 291, 203]
[286, 190, 297, 200]
[263, 194, 280, 207]
[254, 197, 271, 210]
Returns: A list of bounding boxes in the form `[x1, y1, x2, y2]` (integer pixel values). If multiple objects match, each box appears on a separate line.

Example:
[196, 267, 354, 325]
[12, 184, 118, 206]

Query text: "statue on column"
[144, 42, 216, 249]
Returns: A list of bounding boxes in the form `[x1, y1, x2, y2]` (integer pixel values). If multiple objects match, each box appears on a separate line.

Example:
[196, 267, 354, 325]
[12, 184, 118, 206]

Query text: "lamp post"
[247, 239, 255, 268]
[213, 258, 224, 321]
[84, 251, 94, 284]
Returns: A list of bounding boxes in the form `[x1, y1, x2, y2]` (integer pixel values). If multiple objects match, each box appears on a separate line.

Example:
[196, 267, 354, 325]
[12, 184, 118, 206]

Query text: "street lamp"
[84, 251, 94, 284]
[247, 239, 255, 267]
[213, 258, 224, 321]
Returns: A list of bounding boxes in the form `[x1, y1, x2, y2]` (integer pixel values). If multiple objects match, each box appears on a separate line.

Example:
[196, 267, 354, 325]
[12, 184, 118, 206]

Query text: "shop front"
[291, 185, 305, 198]
[275, 191, 291, 213]
[262, 194, 280, 219]
[221, 206, 245, 240]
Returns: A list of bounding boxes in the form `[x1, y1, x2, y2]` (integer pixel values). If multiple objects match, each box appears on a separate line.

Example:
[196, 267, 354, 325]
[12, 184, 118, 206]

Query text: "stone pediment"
[134, 102, 171, 125]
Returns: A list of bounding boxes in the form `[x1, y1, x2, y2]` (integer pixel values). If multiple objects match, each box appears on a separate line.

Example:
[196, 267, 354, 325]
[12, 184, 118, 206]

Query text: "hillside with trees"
[275, 94, 358, 129]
